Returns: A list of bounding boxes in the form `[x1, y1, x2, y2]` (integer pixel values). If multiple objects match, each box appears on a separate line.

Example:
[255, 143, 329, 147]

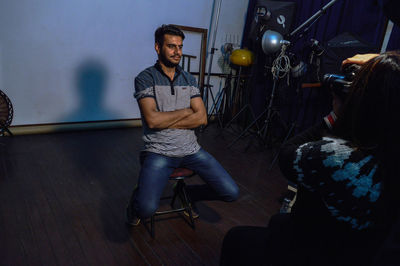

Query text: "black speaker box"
[248, 0, 296, 45]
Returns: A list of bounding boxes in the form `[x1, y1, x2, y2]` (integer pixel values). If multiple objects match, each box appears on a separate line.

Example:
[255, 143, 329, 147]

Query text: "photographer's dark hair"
[155, 24, 185, 46]
[333, 51, 400, 225]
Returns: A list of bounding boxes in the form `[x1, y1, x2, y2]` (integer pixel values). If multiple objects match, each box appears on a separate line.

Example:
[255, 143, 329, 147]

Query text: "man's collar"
[155, 60, 182, 77]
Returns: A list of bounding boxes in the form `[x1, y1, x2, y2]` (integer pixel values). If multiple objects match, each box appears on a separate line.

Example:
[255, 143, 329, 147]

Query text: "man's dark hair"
[155, 24, 185, 46]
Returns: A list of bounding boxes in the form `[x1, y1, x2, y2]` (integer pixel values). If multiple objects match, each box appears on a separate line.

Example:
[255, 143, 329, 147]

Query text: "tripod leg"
[216, 104, 249, 138]
[244, 109, 277, 151]
[262, 77, 278, 139]
[227, 109, 266, 148]
[207, 87, 224, 124]
[209, 88, 217, 114]
[223, 104, 250, 129]
[217, 90, 227, 128]
[228, 78, 279, 150]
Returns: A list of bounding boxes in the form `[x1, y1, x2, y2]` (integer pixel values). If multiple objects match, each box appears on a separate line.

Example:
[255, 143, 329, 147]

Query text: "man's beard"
[159, 52, 180, 68]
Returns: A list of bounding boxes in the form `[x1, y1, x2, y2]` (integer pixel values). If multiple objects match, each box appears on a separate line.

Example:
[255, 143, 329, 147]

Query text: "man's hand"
[168, 97, 207, 129]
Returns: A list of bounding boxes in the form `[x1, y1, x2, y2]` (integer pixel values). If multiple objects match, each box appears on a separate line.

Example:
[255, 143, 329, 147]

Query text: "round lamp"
[261, 30, 283, 55]
[229, 48, 255, 67]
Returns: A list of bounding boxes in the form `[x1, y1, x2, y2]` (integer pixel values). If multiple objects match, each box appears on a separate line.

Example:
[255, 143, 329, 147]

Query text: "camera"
[322, 74, 352, 100]
[322, 63, 361, 100]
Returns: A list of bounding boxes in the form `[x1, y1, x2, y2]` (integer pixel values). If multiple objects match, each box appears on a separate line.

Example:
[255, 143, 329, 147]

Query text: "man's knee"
[223, 183, 240, 202]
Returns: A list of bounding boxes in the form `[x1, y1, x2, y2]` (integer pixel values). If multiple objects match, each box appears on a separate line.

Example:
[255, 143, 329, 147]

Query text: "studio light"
[261, 30, 283, 55]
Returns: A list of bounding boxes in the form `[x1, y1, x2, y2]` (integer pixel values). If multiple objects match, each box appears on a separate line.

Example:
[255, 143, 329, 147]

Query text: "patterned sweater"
[279, 121, 382, 230]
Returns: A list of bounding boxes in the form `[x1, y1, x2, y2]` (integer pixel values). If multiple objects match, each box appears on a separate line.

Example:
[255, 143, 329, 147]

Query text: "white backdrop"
[0, 0, 249, 125]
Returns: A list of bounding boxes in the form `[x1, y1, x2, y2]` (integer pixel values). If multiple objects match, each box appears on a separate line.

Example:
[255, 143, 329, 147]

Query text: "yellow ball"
[229, 49, 254, 67]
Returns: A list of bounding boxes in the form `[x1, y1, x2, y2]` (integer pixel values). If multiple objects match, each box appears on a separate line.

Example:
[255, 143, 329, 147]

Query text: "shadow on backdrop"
[61, 59, 120, 123]
[58, 59, 134, 243]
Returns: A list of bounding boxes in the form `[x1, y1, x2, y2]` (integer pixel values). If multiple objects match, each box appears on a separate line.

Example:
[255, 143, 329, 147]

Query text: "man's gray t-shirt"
[134, 62, 202, 157]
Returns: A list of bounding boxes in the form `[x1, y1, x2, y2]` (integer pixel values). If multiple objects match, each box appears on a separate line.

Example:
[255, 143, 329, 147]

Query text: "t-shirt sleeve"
[134, 70, 155, 101]
[188, 74, 201, 98]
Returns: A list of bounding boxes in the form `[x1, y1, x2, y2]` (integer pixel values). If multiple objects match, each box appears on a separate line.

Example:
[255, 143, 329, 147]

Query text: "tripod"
[221, 66, 247, 118]
[265, 0, 339, 169]
[228, 42, 292, 149]
[217, 48, 256, 134]
[207, 72, 232, 128]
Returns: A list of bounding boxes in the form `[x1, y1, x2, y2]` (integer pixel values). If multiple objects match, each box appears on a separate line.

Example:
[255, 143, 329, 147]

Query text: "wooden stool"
[148, 168, 196, 238]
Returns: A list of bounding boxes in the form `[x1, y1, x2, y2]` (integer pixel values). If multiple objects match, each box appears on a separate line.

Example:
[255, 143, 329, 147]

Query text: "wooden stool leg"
[180, 181, 195, 229]
[147, 173, 196, 238]
[170, 180, 183, 208]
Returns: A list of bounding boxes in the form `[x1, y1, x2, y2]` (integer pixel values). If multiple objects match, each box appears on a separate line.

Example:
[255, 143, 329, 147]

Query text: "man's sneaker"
[127, 216, 141, 226]
[126, 203, 141, 226]
[184, 204, 200, 219]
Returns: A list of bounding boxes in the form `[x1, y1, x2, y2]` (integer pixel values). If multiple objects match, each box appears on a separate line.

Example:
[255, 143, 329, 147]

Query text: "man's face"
[155, 34, 183, 67]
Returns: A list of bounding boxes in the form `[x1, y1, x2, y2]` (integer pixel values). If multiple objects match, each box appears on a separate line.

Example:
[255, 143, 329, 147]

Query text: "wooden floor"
[0, 123, 288, 266]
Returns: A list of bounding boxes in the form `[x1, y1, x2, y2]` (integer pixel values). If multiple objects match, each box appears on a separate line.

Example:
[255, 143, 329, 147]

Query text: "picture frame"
[172, 25, 208, 90]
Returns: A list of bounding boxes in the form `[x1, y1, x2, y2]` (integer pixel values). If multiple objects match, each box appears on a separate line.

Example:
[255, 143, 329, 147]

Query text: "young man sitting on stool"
[127, 24, 239, 226]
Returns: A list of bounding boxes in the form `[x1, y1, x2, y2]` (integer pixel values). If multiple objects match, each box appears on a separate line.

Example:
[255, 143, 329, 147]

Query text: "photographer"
[220, 51, 400, 265]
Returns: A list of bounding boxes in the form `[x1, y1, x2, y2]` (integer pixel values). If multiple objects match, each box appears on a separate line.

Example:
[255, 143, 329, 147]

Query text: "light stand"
[206, 42, 235, 127]
[267, 0, 339, 170]
[227, 0, 339, 152]
[222, 65, 257, 134]
[227, 40, 291, 149]
[207, 72, 232, 128]
[214, 47, 255, 132]
[203, 0, 223, 119]
[261, 41, 291, 140]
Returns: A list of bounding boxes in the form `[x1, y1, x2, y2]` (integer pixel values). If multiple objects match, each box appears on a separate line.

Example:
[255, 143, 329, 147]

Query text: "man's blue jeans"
[131, 148, 239, 219]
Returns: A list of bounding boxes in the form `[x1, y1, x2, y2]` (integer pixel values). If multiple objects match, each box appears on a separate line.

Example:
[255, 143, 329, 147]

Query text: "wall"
[0, 0, 249, 126]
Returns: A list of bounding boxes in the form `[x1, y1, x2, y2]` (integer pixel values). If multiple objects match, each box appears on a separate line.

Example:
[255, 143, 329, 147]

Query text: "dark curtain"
[241, 0, 391, 135]
[243, 0, 388, 54]
[290, 0, 387, 50]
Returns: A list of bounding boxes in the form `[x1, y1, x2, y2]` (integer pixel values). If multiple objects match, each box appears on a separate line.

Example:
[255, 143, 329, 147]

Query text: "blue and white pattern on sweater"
[293, 137, 381, 230]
